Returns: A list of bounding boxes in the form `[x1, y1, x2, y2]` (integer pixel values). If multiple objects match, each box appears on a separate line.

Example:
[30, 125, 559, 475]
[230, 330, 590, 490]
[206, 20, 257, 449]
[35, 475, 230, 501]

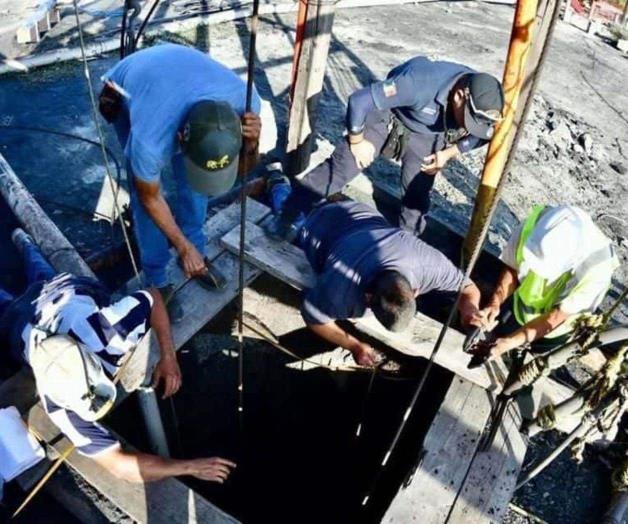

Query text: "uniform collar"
[435, 72, 468, 108]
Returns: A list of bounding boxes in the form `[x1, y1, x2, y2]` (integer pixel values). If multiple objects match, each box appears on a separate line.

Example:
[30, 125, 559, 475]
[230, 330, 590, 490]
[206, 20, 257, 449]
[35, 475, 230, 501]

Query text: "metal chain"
[71, 0, 141, 281]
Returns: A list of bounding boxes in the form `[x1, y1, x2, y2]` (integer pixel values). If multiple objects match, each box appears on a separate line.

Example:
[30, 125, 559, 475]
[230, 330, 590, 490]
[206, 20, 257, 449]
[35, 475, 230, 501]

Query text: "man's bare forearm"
[238, 141, 259, 177]
[95, 448, 192, 482]
[147, 288, 175, 358]
[495, 308, 569, 356]
[459, 282, 481, 319]
[308, 321, 362, 352]
[489, 266, 518, 306]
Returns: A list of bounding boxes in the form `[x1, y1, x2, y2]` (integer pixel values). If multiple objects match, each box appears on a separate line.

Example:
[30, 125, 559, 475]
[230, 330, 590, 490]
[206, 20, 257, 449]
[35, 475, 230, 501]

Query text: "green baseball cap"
[181, 100, 242, 196]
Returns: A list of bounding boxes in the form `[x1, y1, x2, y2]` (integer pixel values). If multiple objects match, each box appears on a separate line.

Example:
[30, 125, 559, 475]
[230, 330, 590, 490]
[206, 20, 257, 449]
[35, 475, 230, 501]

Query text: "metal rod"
[71, 0, 141, 280]
[360, 0, 542, 508]
[237, 0, 260, 429]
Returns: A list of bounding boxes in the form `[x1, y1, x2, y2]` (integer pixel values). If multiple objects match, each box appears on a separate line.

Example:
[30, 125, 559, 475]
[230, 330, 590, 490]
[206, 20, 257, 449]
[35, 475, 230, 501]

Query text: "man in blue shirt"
[100, 44, 262, 321]
[0, 229, 235, 483]
[296, 201, 483, 366]
[269, 56, 503, 239]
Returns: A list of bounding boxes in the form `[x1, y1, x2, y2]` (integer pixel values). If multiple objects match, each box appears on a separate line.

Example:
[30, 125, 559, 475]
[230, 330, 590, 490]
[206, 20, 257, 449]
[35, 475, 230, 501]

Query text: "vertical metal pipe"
[137, 387, 171, 458]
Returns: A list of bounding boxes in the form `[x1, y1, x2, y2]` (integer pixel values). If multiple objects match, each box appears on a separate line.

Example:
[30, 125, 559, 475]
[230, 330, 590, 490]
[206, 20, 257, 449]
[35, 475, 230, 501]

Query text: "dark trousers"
[283, 109, 446, 235]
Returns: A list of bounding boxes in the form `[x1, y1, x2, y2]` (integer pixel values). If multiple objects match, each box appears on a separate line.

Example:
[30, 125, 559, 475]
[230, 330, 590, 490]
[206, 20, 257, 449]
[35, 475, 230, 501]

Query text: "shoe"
[176, 256, 227, 290]
[158, 284, 184, 324]
[11, 228, 35, 254]
[264, 212, 303, 243]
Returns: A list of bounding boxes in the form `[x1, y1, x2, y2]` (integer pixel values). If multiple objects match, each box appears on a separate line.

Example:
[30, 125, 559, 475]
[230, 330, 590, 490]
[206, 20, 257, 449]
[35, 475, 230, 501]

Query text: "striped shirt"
[17, 273, 153, 455]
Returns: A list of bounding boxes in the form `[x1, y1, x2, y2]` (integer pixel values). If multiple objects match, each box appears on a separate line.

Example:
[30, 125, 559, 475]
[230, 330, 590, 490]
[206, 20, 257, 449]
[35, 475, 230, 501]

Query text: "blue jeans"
[0, 240, 57, 318]
[114, 113, 208, 287]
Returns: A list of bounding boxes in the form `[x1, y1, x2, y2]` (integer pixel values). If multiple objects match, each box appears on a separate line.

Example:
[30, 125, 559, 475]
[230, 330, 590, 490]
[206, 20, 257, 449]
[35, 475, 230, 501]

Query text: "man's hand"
[350, 342, 379, 367]
[350, 136, 376, 170]
[421, 145, 459, 175]
[179, 242, 206, 278]
[241, 112, 261, 146]
[479, 301, 501, 328]
[152, 352, 182, 399]
[187, 457, 237, 483]
[460, 307, 486, 329]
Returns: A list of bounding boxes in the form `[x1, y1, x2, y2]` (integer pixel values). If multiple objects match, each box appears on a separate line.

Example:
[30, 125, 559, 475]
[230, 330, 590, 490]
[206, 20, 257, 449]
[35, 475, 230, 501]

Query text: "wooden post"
[286, 0, 337, 176]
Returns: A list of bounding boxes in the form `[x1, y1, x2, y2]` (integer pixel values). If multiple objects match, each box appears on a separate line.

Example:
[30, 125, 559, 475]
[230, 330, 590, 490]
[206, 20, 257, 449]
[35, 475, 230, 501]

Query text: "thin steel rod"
[237, 0, 260, 427]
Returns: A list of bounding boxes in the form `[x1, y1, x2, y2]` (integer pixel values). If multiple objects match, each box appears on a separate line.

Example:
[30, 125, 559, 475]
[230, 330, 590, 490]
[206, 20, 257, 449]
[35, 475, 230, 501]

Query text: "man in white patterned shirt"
[0, 229, 235, 483]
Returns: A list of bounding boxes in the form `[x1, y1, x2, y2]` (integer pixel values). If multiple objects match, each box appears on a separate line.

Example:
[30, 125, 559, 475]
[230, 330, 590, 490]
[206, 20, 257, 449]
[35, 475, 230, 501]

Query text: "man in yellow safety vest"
[469, 204, 619, 360]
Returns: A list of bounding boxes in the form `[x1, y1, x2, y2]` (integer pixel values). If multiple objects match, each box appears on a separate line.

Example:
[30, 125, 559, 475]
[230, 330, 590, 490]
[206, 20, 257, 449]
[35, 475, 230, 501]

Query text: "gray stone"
[610, 161, 627, 175]
[549, 121, 572, 150]
[579, 133, 594, 156]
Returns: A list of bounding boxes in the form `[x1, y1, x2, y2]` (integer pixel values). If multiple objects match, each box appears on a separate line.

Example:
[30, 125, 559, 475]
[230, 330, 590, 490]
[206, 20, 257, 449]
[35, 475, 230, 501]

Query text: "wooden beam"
[0, 152, 95, 278]
[446, 401, 528, 523]
[286, 0, 336, 175]
[219, 221, 574, 405]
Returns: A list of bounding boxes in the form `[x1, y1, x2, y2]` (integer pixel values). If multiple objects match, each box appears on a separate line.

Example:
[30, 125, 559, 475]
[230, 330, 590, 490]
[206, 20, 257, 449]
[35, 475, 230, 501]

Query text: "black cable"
[134, 0, 161, 47]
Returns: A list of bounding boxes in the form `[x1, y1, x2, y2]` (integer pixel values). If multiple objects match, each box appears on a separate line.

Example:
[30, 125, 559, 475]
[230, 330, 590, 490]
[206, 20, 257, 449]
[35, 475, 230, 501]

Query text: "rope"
[236, 0, 260, 430]
[242, 319, 368, 373]
[71, 0, 141, 281]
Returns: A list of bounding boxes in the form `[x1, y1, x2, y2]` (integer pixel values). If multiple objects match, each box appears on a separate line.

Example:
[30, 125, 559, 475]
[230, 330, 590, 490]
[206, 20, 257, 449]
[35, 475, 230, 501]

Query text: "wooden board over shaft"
[220, 219, 534, 523]
[382, 378, 528, 524]
[220, 221, 574, 403]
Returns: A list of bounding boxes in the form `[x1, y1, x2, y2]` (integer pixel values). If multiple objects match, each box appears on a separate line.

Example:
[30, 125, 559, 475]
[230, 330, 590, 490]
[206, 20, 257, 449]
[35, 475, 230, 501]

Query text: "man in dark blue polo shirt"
[296, 201, 483, 366]
[269, 56, 503, 239]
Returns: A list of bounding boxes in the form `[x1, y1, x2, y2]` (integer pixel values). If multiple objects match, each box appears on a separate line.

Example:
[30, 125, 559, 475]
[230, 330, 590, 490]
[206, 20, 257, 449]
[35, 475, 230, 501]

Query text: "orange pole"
[463, 0, 539, 261]
[290, 0, 309, 102]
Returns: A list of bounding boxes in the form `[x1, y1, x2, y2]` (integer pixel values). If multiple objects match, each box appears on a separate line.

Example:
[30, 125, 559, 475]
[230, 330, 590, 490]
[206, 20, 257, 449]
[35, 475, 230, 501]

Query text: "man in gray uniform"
[296, 200, 483, 365]
[269, 56, 503, 239]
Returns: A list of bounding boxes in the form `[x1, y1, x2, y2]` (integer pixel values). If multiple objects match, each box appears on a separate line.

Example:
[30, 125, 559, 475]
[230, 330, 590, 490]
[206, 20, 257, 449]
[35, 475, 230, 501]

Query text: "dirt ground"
[0, 1, 627, 522]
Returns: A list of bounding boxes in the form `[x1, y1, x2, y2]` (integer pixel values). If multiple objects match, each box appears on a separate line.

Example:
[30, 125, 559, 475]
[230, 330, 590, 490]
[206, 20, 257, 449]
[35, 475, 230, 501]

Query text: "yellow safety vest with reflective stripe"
[513, 205, 618, 338]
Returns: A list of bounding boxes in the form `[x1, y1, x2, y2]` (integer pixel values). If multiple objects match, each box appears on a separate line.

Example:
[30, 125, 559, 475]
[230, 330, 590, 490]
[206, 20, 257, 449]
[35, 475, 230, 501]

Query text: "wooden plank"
[382, 378, 493, 523]
[286, 0, 337, 174]
[219, 222, 574, 405]
[117, 199, 271, 393]
[447, 400, 528, 523]
[26, 404, 239, 524]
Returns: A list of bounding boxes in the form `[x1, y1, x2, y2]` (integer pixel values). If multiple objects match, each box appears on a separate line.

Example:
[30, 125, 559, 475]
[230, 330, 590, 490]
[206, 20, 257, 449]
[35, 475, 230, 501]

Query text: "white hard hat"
[30, 335, 116, 422]
[522, 206, 591, 282]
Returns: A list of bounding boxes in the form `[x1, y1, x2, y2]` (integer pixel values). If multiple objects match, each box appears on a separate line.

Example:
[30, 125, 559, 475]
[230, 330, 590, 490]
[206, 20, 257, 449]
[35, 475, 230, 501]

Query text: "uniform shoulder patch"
[382, 79, 397, 98]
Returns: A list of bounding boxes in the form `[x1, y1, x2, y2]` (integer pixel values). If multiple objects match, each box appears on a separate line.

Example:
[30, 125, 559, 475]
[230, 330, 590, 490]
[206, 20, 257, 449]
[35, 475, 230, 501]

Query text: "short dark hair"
[369, 271, 416, 332]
